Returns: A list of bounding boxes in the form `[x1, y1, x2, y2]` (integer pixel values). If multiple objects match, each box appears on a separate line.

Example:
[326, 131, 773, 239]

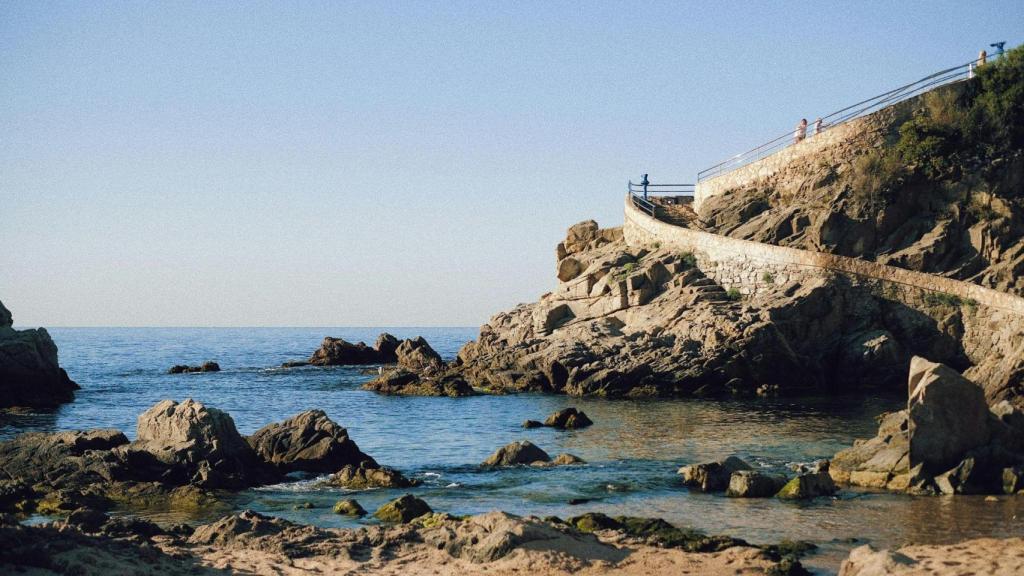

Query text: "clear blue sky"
[2, 1, 1018, 327]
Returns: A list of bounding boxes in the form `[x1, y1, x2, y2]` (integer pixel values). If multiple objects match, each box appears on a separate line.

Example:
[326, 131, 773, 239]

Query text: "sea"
[3, 326, 1023, 573]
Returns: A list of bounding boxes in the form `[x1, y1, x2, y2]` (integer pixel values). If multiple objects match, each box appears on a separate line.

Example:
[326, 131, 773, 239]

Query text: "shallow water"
[4, 327, 1023, 573]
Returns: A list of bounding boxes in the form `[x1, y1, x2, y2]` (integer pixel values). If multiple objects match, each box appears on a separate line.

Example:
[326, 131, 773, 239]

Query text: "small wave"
[253, 476, 331, 492]
[445, 482, 461, 488]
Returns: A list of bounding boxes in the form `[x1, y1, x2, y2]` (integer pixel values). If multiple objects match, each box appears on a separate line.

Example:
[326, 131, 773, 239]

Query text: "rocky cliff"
[0, 300, 78, 409]
[697, 46, 1024, 295]
[421, 219, 1022, 403]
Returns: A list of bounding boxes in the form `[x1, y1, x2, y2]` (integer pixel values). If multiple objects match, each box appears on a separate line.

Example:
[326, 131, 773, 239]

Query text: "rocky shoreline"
[4, 504, 1024, 575]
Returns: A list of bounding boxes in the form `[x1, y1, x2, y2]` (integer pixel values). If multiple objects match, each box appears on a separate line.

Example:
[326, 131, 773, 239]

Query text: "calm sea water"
[4, 327, 1023, 573]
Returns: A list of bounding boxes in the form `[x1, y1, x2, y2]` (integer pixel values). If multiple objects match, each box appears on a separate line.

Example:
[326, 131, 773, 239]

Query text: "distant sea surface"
[4, 327, 1023, 574]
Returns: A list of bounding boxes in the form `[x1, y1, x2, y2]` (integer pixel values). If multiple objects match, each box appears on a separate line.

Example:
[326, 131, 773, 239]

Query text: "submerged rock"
[0, 299, 79, 409]
[332, 498, 366, 516]
[481, 441, 551, 466]
[330, 461, 418, 489]
[246, 409, 377, 473]
[374, 494, 432, 523]
[543, 407, 594, 429]
[167, 361, 220, 374]
[363, 368, 474, 397]
[678, 456, 752, 492]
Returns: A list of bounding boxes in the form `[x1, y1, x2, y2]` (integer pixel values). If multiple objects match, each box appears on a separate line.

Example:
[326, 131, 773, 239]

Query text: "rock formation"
[543, 407, 594, 429]
[122, 399, 279, 489]
[678, 456, 752, 492]
[305, 335, 395, 365]
[374, 494, 432, 523]
[831, 357, 1024, 494]
[167, 361, 220, 374]
[0, 399, 408, 517]
[481, 440, 552, 466]
[389, 215, 1013, 401]
[0, 299, 79, 409]
[329, 461, 418, 489]
[246, 409, 377, 473]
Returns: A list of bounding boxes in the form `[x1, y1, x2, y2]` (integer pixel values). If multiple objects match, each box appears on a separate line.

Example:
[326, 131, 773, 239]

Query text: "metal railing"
[627, 180, 694, 217]
[696, 53, 1006, 183]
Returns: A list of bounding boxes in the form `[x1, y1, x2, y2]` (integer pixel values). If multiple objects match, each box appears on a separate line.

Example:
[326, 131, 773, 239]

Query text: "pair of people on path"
[794, 118, 824, 143]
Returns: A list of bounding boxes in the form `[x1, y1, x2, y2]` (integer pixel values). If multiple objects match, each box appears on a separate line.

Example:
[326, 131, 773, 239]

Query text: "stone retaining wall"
[624, 195, 1024, 316]
[693, 115, 875, 211]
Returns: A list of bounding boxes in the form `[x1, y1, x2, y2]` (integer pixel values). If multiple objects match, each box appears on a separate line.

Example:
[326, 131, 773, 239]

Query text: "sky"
[1, 1, 1020, 327]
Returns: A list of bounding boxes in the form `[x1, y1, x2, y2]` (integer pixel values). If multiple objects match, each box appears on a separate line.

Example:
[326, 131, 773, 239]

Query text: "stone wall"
[624, 195, 1024, 315]
[694, 115, 875, 211]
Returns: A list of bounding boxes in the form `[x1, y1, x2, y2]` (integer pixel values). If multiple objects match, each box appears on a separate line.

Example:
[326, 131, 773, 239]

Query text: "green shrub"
[924, 292, 963, 307]
[762, 271, 775, 283]
[679, 252, 697, 268]
[726, 287, 742, 301]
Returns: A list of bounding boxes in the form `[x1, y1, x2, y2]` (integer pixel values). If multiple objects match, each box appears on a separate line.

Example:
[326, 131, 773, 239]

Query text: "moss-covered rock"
[332, 498, 366, 516]
[374, 494, 431, 523]
[776, 472, 837, 499]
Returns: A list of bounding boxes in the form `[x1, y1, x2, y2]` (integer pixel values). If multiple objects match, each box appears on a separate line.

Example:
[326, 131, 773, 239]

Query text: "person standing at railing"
[641, 173, 650, 200]
[814, 117, 823, 136]
[794, 118, 807, 144]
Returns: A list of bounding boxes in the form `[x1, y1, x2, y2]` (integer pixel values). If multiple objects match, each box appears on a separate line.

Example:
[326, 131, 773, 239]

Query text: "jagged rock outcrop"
[306, 335, 393, 365]
[395, 336, 443, 372]
[246, 410, 377, 473]
[395, 215, 1005, 400]
[831, 357, 1024, 494]
[0, 299, 79, 409]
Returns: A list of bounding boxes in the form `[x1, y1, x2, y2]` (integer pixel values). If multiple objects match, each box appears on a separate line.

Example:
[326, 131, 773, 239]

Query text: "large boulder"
[678, 456, 752, 492]
[726, 470, 789, 498]
[563, 220, 600, 254]
[125, 399, 278, 489]
[246, 410, 377, 473]
[0, 300, 79, 409]
[481, 441, 551, 466]
[907, 357, 992, 473]
[776, 471, 837, 499]
[395, 337, 443, 372]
